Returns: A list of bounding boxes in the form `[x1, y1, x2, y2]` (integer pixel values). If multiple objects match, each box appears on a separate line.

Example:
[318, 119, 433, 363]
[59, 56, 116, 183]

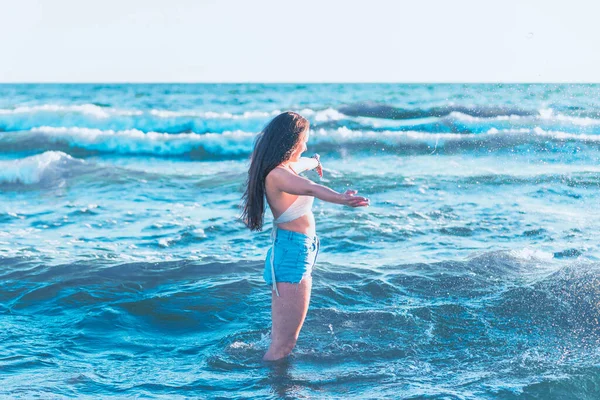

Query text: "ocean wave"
[0, 106, 346, 134]
[310, 126, 600, 154]
[0, 110, 266, 134]
[0, 151, 88, 186]
[1, 126, 599, 159]
[496, 262, 600, 333]
[333, 110, 600, 135]
[0, 127, 255, 158]
[0, 104, 281, 120]
[0, 104, 340, 121]
[0, 105, 345, 137]
[338, 102, 537, 120]
[438, 109, 600, 136]
[450, 108, 600, 126]
[331, 104, 600, 134]
[2, 103, 600, 135]
[0, 150, 179, 188]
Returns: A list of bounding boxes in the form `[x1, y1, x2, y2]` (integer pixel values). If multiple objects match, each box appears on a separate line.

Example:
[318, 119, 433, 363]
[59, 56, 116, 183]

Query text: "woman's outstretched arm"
[268, 167, 369, 207]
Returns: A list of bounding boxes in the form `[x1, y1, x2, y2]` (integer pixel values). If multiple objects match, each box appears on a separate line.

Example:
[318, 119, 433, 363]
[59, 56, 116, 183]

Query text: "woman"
[241, 111, 369, 361]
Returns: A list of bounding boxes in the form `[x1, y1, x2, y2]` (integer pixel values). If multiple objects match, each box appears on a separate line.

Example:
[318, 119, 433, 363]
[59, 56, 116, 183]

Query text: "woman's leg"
[263, 276, 312, 361]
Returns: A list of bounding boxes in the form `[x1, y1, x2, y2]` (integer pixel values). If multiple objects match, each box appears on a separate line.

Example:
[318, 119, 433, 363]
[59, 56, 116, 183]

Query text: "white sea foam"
[0, 104, 142, 118]
[314, 127, 467, 142]
[149, 109, 281, 119]
[451, 109, 600, 126]
[542, 110, 600, 126]
[449, 111, 525, 122]
[300, 107, 347, 122]
[509, 248, 555, 262]
[0, 103, 322, 122]
[0, 104, 283, 120]
[484, 127, 600, 142]
[531, 126, 600, 141]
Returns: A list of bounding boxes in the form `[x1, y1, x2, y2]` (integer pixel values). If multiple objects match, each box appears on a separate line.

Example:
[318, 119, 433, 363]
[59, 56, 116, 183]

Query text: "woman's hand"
[312, 154, 323, 178]
[342, 189, 370, 207]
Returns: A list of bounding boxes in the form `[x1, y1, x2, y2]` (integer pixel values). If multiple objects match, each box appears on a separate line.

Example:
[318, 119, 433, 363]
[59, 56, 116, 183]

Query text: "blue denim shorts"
[264, 228, 320, 286]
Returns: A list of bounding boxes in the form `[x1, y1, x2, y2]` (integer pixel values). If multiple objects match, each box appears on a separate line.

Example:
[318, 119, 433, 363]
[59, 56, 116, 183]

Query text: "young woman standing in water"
[241, 111, 369, 361]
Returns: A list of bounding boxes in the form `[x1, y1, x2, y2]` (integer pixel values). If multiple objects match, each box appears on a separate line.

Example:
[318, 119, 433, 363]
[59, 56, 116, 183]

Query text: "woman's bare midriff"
[276, 211, 316, 237]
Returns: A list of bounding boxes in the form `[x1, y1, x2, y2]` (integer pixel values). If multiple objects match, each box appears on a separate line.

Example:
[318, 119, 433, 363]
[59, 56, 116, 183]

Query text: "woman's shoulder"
[265, 166, 286, 186]
[266, 165, 298, 192]
[267, 165, 292, 179]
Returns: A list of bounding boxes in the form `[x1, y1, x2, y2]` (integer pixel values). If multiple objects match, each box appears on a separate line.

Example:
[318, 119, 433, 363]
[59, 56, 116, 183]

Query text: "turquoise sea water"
[1, 84, 599, 398]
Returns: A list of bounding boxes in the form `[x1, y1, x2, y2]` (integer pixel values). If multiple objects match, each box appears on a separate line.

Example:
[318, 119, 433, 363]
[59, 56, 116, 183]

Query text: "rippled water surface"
[1, 84, 599, 399]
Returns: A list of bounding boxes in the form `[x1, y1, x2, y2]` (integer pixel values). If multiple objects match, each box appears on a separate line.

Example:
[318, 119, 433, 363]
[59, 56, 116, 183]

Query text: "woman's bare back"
[265, 166, 316, 236]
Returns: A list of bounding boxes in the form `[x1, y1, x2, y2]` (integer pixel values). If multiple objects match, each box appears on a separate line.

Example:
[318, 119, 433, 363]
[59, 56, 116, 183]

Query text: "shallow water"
[1, 84, 599, 398]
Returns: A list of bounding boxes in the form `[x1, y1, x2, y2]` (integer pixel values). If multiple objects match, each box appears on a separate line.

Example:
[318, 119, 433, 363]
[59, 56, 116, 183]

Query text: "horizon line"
[1, 81, 599, 85]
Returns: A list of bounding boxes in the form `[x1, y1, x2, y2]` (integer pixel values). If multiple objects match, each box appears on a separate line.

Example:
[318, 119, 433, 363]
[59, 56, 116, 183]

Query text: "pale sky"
[1, 0, 599, 83]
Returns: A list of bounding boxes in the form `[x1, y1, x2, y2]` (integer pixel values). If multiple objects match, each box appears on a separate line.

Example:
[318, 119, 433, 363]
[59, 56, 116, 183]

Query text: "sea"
[1, 83, 599, 399]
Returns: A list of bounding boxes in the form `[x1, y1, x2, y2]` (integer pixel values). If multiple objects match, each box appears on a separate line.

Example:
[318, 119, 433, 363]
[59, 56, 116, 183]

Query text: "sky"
[1, 0, 599, 83]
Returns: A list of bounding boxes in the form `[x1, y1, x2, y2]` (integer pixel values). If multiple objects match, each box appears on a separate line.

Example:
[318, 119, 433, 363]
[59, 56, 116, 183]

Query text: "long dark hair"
[241, 111, 310, 231]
